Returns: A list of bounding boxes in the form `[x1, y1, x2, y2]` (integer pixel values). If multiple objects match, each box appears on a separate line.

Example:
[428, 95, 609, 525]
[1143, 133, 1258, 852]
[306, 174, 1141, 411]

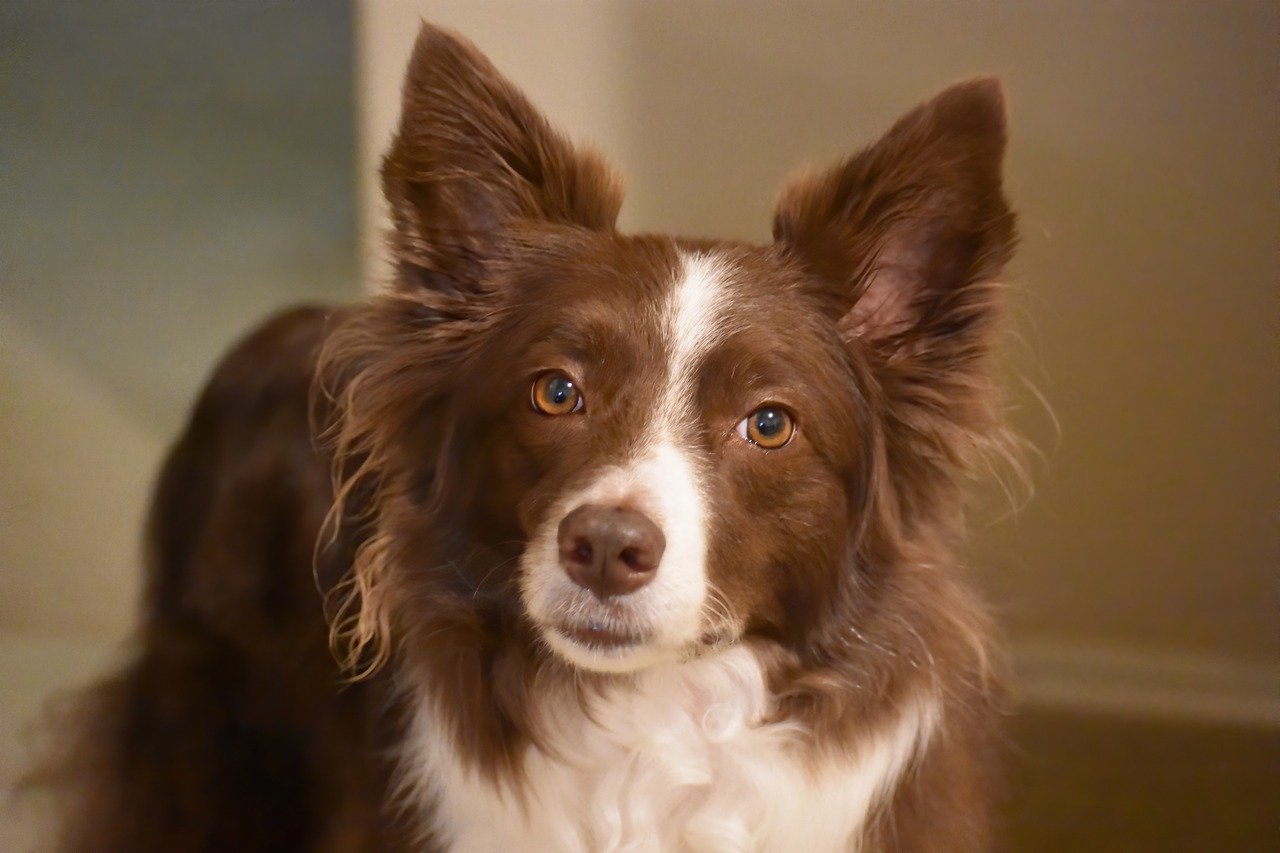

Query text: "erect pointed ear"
[773, 78, 1015, 362]
[382, 24, 624, 294]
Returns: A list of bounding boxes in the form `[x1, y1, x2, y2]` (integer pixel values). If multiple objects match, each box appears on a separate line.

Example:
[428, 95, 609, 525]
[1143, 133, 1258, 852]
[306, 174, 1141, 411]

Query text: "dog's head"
[323, 26, 1014, 678]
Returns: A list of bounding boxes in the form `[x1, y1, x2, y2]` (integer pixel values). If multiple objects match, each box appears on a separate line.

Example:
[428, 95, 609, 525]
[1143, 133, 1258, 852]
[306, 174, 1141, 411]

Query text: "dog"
[42, 23, 1018, 853]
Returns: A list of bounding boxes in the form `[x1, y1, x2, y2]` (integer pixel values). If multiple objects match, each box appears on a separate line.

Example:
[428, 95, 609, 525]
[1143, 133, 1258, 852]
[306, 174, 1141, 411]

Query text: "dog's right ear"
[382, 25, 624, 294]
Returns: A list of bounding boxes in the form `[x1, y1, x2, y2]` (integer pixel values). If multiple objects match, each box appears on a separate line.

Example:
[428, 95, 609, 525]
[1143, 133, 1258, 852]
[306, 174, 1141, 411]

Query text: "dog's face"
[448, 238, 867, 672]
[327, 26, 1013, 678]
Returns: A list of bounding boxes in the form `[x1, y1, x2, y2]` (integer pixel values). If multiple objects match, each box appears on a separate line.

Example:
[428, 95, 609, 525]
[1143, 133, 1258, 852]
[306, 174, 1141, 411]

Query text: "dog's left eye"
[735, 405, 795, 449]
[531, 371, 585, 415]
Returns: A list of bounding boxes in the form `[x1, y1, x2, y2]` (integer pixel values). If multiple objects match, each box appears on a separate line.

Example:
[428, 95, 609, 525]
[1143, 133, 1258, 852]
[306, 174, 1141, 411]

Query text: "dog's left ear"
[773, 78, 1015, 366]
[382, 25, 624, 294]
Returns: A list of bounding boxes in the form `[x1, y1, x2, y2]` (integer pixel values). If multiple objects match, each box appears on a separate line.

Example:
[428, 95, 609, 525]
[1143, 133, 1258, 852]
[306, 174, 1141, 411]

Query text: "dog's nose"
[557, 504, 665, 599]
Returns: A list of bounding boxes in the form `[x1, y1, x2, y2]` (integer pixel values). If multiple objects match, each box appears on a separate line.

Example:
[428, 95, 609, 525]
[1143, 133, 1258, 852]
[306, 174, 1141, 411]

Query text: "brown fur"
[37, 23, 1019, 852]
[31, 307, 406, 851]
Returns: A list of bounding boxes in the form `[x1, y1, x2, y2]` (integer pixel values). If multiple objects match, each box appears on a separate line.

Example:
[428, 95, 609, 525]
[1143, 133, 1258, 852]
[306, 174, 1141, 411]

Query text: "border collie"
[43, 23, 1018, 853]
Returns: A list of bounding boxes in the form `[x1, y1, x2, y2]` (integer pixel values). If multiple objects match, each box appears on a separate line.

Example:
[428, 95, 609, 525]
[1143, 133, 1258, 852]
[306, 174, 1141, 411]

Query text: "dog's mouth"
[554, 618, 648, 652]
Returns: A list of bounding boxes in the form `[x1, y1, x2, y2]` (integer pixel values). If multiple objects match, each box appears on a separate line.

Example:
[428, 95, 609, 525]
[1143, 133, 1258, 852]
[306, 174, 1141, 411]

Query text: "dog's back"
[40, 306, 394, 852]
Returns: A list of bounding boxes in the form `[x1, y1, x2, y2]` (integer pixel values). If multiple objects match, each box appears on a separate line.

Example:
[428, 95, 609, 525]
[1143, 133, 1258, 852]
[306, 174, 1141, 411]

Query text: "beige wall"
[358, 1, 1278, 722]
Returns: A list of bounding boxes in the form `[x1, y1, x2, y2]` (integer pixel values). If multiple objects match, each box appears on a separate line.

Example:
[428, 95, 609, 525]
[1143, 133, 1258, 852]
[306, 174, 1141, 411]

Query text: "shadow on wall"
[0, 1, 357, 637]
[1, 0, 357, 440]
[0, 5, 356, 846]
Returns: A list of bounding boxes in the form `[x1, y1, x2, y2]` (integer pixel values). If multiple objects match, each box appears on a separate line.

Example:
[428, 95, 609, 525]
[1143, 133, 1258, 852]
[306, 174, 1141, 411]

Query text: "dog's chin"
[538, 619, 681, 674]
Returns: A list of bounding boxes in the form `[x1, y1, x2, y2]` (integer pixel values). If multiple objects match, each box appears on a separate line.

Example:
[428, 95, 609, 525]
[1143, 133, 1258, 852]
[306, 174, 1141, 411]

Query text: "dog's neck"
[396, 645, 938, 851]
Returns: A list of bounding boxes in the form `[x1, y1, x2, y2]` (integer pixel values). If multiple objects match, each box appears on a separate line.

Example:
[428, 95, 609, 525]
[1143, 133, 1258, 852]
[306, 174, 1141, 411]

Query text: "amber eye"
[531, 371, 584, 415]
[735, 405, 795, 449]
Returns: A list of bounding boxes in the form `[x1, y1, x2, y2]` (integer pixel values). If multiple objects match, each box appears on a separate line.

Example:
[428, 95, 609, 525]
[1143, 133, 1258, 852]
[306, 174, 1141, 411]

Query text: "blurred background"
[2, 1, 1276, 849]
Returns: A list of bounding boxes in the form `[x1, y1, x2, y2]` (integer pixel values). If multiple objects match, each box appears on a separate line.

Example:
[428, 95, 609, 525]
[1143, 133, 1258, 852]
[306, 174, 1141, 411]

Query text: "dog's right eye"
[531, 372, 585, 415]
[735, 405, 795, 449]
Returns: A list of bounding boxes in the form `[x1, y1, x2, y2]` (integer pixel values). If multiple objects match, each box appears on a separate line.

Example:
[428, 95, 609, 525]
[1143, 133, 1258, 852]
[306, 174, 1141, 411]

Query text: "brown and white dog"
[45, 24, 1018, 853]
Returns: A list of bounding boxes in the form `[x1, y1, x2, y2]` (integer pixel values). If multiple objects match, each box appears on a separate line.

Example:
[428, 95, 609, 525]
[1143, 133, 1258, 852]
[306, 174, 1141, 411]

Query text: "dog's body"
[46, 25, 1017, 853]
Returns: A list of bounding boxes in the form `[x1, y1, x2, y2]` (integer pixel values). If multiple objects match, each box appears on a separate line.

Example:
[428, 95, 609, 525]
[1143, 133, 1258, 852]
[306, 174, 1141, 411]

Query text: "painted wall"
[357, 0, 1278, 722]
[0, 2, 357, 642]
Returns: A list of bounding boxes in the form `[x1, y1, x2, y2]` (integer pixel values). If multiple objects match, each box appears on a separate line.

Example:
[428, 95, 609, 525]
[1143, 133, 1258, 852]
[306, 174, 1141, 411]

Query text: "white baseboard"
[1011, 639, 1279, 727]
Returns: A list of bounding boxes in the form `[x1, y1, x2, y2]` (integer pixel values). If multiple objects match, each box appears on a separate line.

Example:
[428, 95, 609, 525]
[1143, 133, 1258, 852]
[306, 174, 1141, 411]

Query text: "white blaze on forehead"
[660, 251, 735, 424]
[609, 250, 734, 656]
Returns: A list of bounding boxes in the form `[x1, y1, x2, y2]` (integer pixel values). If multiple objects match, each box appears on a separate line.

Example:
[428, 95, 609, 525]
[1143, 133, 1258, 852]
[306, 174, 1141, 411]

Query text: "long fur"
[32, 23, 1022, 853]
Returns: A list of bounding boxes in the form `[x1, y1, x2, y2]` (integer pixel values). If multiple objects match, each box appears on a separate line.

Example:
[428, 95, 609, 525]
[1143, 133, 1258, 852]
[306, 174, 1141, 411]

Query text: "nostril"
[558, 503, 664, 598]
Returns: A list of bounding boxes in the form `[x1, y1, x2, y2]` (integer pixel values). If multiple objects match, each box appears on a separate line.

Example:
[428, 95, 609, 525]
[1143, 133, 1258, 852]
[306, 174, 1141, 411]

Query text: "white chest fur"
[401, 648, 937, 852]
